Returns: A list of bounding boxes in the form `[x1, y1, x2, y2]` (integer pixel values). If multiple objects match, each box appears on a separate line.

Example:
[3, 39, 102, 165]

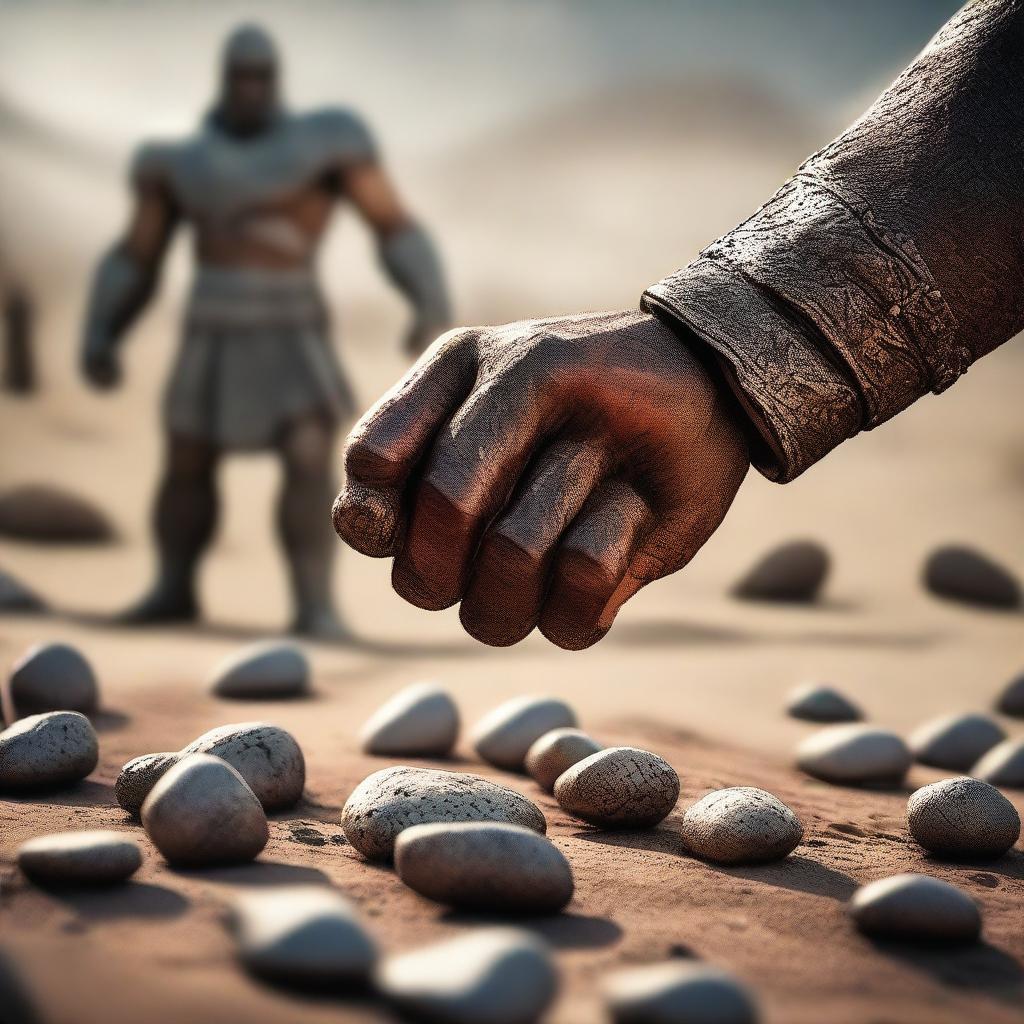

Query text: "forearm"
[644, 0, 1024, 481]
[82, 245, 158, 359]
[379, 224, 451, 336]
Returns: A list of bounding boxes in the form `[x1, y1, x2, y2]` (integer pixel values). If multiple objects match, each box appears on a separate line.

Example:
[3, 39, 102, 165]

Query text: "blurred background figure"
[79, 23, 450, 639]
[0, 245, 35, 394]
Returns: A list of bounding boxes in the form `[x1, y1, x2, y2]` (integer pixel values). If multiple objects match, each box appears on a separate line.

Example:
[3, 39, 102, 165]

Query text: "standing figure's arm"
[81, 146, 179, 388]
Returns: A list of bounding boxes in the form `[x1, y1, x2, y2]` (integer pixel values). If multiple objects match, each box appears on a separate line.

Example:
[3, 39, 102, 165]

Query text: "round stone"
[849, 873, 981, 942]
[360, 682, 459, 758]
[604, 962, 759, 1024]
[471, 696, 577, 772]
[923, 545, 1021, 609]
[209, 642, 310, 700]
[115, 752, 180, 815]
[995, 671, 1024, 717]
[907, 777, 1020, 858]
[796, 725, 911, 786]
[681, 787, 803, 865]
[524, 728, 602, 793]
[0, 484, 115, 544]
[732, 539, 829, 603]
[0, 711, 98, 791]
[786, 684, 861, 723]
[972, 738, 1024, 788]
[141, 753, 269, 867]
[376, 928, 557, 1024]
[341, 765, 547, 861]
[554, 747, 680, 829]
[180, 721, 305, 811]
[17, 830, 142, 885]
[232, 886, 376, 986]
[6, 642, 99, 720]
[394, 822, 574, 914]
[909, 713, 1005, 771]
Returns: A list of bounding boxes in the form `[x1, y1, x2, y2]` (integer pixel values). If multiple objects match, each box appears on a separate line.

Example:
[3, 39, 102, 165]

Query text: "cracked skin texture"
[554, 746, 680, 829]
[906, 777, 1021, 859]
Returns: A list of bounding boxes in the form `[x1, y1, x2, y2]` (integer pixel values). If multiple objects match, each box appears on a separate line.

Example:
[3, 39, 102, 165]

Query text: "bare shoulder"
[301, 107, 378, 166]
[129, 138, 186, 192]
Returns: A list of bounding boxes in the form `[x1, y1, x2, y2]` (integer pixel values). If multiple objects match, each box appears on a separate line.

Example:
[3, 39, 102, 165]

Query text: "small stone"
[377, 928, 557, 1024]
[471, 696, 577, 771]
[341, 765, 546, 861]
[786, 684, 861, 723]
[848, 873, 981, 942]
[525, 728, 603, 793]
[360, 682, 459, 757]
[115, 752, 180, 814]
[232, 886, 376, 987]
[973, 738, 1024, 788]
[909, 713, 1005, 770]
[796, 724, 911, 786]
[605, 962, 759, 1024]
[17, 830, 141, 885]
[141, 753, 269, 867]
[209, 642, 310, 700]
[681, 787, 803, 865]
[0, 484, 115, 544]
[732, 539, 829, 603]
[0, 711, 98, 791]
[394, 822, 574, 914]
[0, 568, 45, 614]
[554, 747, 680, 829]
[181, 721, 305, 811]
[995, 671, 1024, 717]
[923, 545, 1021, 609]
[907, 777, 1020, 859]
[6, 642, 99, 720]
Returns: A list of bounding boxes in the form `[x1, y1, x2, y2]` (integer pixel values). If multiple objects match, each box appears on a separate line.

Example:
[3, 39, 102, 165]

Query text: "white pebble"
[18, 830, 141, 885]
[524, 728, 602, 793]
[972, 738, 1024, 788]
[360, 681, 459, 757]
[849, 873, 981, 942]
[909, 713, 1005, 771]
[209, 642, 309, 700]
[0, 711, 98, 791]
[471, 696, 576, 771]
[605, 962, 759, 1024]
[796, 725, 911, 786]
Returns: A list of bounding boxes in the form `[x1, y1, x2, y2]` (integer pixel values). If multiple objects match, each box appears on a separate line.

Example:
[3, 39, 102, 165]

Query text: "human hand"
[82, 347, 122, 390]
[334, 309, 748, 649]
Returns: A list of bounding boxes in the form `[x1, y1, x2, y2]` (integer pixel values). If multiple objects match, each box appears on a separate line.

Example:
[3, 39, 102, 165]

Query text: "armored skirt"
[164, 266, 355, 450]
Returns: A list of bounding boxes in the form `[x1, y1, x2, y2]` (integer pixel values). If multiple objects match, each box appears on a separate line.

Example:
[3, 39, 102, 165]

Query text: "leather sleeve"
[643, 0, 1024, 482]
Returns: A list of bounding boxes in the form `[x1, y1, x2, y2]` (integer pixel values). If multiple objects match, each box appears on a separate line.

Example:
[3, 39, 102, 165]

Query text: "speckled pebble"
[142, 753, 269, 867]
[341, 765, 546, 861]
[0, 711, 98, 791]
[525, 728, 603, 793]
[360, 682, 459, 757]
[395, 822, 574, 914]
[6, 642, 98, 721]
[376, 928, 557, 1024]
[209, 642, 310, 700]
[681, 788, 803, 864]
[471, 696, 577, 771]
[972, 739, 1024, 788]
[554, 747, 679, 829]
[786, 684, 861, 723]
[796, 725, 911, 786]
[17, 830, 141, 885]
[605, 962, 759, 1024]
[115, 752, 180, 814]
[849, 874, 981, 942]
[909, 713, 1005, 771]
[907, 777, 1020, 858]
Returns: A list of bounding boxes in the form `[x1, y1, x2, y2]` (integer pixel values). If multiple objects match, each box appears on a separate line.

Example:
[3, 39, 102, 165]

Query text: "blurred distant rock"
[0, 484, 115, 544]
[923, 545, 1021, 610]
[0, 567, 45, 613]
[733, 540, 829, 603]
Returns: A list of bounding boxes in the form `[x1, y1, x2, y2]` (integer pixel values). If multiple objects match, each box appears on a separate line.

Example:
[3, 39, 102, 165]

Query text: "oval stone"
[907, 777, 1020, 858]
[395, 822, 574, 914]
[209, 642, 309, 700]
[732, 539, 829, 603]
[7, 642, 99, 720]
[605, 962, 759, 1024]
[471, 696, 577, 771]
[796, 725, 911, 786]
[849, 873, 981, 942]
[525, 728, 602, 793]
[923, 545, 1021, 609]
[973, 738, 1024, 788]
[142, 753, 269, 867]
[786, 684, 861, 723]
[995, 671, 1024, 717]
[17, 830, 141, 885]
[115, 752, 180, 815]
[232, 886, 376, 986]
[341, 765, 546, 861]
[682, 787, 803, 864]
[181, 721, 305, 811]
[554, 747, 680, 829]
[360, 682, 459, 758]
[377, 928, 557, 1024]
[909, 713, 1005, 771]
[0, 711, 98, 791]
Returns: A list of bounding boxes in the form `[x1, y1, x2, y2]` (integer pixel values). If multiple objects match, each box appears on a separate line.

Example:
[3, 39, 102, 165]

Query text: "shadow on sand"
[45, 881, 189, 922]
[441, 908, 622, 950]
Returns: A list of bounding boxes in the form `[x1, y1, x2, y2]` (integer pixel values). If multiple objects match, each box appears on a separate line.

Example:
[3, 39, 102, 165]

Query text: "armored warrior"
[82, 24, 450, 637]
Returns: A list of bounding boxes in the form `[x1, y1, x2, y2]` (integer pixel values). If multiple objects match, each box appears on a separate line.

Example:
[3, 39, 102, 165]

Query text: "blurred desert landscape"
[1, 2, 1022, 1022]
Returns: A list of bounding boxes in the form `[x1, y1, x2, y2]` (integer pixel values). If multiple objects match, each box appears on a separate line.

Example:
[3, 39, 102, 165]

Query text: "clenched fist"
[333, 309, 749, 649]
